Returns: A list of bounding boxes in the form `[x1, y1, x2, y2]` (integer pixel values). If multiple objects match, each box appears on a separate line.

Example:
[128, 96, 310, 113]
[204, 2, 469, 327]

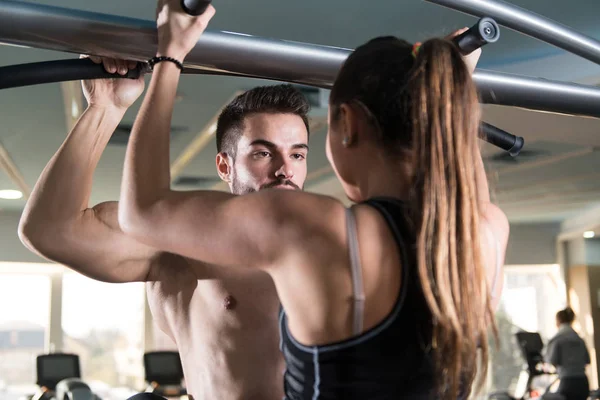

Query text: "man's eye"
[254, 151, 271, 158]
[292, 154, 306, 160]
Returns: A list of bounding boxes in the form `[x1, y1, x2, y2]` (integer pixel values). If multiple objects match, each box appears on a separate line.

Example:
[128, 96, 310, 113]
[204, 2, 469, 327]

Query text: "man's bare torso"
[146, 255, 284, 400]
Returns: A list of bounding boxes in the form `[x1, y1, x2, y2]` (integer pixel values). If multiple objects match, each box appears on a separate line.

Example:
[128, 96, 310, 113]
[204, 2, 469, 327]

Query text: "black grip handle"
[480, 122, 524, 157]
[181, 0, 212, 16]
[0, 58, 149, 90]
[452, 17, 500, 55]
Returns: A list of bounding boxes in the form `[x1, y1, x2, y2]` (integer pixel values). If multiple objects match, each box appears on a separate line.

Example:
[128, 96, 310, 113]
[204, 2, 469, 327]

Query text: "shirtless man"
[18, 56, 311, 400]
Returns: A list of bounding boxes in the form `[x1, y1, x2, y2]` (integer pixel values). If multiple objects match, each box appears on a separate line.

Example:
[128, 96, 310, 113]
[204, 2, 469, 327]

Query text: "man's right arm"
[19, 64, 160, 283]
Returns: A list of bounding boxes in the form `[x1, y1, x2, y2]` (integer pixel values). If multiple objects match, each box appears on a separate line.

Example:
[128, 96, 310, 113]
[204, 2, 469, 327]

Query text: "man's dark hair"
[556, 307, 576, 324]
[216, 84, 311, 158]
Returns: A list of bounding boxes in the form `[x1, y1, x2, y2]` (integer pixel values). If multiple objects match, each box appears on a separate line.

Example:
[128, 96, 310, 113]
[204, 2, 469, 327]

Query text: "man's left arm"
[119, 1, 326, 270]
[118, 54, 288, 268]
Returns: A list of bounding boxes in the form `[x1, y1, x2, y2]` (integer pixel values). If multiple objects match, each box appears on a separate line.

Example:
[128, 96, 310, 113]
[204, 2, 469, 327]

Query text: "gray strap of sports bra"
[346, 207, 365, 336]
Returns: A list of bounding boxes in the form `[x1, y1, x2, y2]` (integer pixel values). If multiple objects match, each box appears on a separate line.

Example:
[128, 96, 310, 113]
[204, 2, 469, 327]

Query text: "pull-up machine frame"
[0, 0, 599, 153]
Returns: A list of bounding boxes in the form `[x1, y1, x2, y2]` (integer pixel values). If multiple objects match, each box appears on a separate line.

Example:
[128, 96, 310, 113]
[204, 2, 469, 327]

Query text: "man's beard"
[231, 176, 302, 195]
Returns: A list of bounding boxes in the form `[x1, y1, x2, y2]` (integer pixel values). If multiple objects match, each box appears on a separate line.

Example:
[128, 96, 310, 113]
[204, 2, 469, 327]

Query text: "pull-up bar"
[1, 0, 599, 120]
[423, 0, 600, 66]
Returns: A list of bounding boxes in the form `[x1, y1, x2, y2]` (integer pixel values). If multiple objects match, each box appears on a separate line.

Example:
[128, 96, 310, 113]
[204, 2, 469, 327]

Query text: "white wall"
[568, 238, 589, 266]
[585, 239, 600, 265]
[561, 204, 600, 237]
[562, 237, 600, 267]
[504, 222, 561, 265]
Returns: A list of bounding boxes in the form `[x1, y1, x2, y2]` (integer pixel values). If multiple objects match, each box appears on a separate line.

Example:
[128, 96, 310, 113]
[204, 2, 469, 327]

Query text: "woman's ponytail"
[409, 38, 497, 399]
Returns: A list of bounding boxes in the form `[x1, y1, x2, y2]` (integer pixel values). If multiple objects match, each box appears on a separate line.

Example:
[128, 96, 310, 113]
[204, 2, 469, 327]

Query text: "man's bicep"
[55, 202, 159, 283]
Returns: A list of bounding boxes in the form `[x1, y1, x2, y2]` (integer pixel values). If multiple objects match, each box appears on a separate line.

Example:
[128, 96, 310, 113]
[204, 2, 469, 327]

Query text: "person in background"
[546, 307, 591, 400]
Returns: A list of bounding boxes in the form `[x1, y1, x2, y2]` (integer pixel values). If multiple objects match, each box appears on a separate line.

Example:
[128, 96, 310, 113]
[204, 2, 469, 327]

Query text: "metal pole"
[1, 0, 600, 118]
[0, 0, 348, 89]
[423, 0, 600, 65]
[476, 70, 600, 118]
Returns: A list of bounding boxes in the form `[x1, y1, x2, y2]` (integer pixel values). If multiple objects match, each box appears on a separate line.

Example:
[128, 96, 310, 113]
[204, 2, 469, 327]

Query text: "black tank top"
[279, 197, 440, 400]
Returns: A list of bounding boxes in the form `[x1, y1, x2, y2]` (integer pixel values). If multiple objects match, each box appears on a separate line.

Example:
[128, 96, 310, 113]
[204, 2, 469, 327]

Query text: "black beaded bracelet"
[148, 56, 183, 71]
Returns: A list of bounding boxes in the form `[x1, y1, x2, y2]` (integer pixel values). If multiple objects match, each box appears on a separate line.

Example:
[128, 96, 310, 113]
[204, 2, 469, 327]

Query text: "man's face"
[219, 113, 309, 195]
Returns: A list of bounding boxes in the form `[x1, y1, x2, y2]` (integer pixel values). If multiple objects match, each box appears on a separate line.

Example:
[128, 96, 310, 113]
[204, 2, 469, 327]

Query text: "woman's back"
[547, 325, 590, 378]
[280, 198, 439, 400]
[277, 36, 509, 400]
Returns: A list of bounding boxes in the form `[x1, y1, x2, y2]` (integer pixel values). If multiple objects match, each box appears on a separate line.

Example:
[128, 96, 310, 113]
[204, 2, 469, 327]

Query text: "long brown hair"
[330, 37, 497, 399]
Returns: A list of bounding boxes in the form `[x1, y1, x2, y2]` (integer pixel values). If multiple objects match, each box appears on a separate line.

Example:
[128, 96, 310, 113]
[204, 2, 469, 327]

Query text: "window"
[62, 273, 145, 399]
[0, 273, 50, 400]
[486, 264, 566, 397]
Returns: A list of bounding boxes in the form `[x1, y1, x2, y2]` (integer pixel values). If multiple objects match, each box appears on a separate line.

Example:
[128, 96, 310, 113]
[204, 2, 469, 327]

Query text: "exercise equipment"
[481, 122, 523, 156]
[0, 58, 147, 90]
[453, 17, 500, 55]
[142, 352, 187, 399]
[27, 353, 100, 400]
[0, 15, 501, 87]
[1, 0, 599, 119]
[488, 331, 563, 400]
[423, 0, 600, 65]
[0, 10, 522, 155]
[55, 379, 96, 400]
[1, 0, 600, 118]
[0, 13, 499, 86]
[37, 353, 81, 390]
[181, 0, 212, 16]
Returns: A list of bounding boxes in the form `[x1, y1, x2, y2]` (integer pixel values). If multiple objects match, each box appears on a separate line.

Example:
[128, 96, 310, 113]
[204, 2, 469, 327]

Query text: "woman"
[118, 1, 510, 399]
[546, 307, 590, 400]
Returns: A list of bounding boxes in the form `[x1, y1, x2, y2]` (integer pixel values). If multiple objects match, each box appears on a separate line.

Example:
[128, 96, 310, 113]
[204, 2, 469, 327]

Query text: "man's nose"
[274, 159, 294, 180]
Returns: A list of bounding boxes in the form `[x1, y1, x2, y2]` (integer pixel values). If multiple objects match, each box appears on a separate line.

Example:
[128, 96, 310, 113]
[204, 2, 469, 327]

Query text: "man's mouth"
[262, 180, 300, 191]
[272, 185, 296, 190]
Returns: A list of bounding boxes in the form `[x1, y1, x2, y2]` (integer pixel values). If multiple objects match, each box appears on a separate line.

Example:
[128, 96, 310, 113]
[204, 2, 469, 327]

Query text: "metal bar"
[2, 0, 600, 118]
[0, 0, 348, 89]
[476, 70, 600, 118]
[423, 0, 600, 65]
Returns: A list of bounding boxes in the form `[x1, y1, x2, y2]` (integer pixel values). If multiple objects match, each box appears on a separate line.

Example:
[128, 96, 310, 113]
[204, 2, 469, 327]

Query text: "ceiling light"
[584, 231, 595, 239]
[0, 190, 23, 200]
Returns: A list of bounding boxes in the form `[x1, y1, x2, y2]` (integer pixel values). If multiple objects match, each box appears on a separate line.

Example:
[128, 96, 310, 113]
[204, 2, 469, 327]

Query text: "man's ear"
[216, 152, 233, 182]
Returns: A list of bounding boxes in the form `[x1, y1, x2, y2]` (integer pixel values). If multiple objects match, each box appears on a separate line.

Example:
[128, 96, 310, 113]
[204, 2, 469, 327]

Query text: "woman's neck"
[357, 154, 412, 201]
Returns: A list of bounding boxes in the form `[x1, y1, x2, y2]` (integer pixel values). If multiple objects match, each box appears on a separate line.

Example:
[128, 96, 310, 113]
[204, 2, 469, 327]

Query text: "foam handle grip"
[0, 58, 148, 90]
[181, 0, 212, 16]
[453, 17, 500, 55]
[481, 122, 524, 157]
